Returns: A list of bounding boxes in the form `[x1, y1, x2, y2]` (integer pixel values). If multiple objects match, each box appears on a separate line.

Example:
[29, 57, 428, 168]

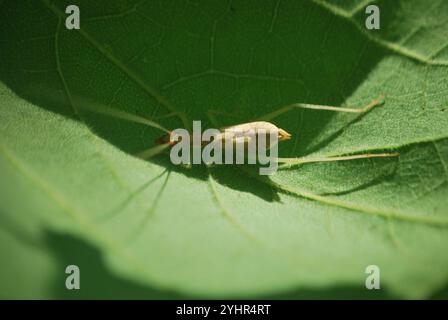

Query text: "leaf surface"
[1, 0, 447, 298]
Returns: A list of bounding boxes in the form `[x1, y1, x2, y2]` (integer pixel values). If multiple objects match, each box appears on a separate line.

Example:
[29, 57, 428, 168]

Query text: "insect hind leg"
[256, 94, 385, 122]
[277, 152, 399, 168]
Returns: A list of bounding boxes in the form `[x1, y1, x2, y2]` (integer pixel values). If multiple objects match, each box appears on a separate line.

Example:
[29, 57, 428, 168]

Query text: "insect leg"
[257, 94, 385, 121]
[277, 152, 399, 168]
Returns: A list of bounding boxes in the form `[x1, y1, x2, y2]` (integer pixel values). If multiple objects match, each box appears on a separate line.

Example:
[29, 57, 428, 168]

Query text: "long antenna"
[78, 102, 170, 134]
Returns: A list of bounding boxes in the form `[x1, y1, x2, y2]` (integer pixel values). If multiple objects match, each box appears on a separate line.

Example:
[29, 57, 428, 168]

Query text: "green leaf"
[1, 0, 448, 299]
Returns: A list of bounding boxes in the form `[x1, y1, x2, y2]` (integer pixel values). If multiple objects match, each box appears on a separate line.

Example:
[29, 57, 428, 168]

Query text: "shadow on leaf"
[47, 230, 403, 299]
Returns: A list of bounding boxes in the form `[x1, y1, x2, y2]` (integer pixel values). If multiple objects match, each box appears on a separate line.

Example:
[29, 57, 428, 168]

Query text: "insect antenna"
[78, 102, 170, 134]
[136, 143, 171, 159]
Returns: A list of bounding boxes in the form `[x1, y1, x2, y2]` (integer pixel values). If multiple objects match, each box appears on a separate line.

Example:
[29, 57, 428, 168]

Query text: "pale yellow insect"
[82, 94, 399, 164]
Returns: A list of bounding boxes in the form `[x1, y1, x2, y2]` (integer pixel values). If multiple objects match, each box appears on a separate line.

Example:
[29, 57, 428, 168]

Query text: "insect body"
[81, 94, 399, 167]
[156, 121, 291, 148]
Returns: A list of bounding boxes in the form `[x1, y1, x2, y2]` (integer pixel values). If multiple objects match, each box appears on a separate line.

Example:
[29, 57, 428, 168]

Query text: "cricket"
[81, 94, 399, 172]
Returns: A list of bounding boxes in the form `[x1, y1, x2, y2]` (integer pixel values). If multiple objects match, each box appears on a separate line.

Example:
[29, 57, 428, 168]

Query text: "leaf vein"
[311, 0, 448, 66]
[41, 0, 189, 129]
[207, 169, 261, 243]
[239, 167, 448, 228]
